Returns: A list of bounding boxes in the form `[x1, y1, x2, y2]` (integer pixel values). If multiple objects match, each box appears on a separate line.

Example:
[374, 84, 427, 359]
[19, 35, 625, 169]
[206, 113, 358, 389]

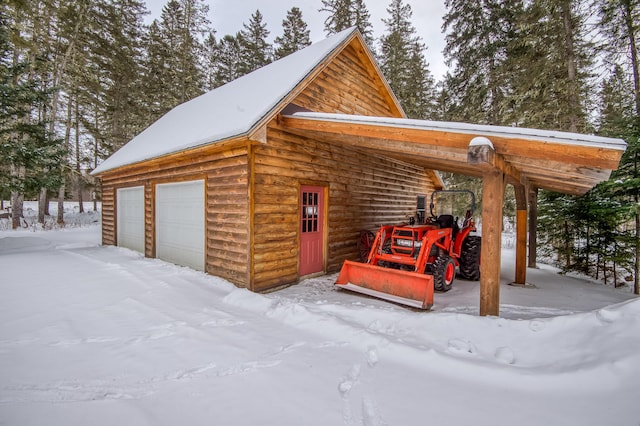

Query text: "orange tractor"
[335, 190, 481, 309]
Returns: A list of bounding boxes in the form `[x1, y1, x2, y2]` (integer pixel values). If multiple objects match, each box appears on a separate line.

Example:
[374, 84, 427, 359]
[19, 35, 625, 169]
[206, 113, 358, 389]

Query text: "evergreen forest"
[1, 0, 639, 294]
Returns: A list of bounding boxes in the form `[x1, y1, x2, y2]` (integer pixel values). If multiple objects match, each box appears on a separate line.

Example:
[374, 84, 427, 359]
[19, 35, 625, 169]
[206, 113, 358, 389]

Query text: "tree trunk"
[621, 0, 640, 296]
[10, 165, 25, 229]
[10, 191, 24, 229]
[564, 221, 571, 270]
[635, 209, 639, 295]
[57, 185, 65, 225]
[38, 187, 47, 224]
[75, 101, 84, 213]
[93, 113, 99, 212]
[621, 0, 640, 116]
[44, 191, 49, 215]
[560, 0, 579, 132]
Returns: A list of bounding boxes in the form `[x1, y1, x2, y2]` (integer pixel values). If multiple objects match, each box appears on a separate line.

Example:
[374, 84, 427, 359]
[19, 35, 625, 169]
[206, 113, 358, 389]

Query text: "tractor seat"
[436, 214, 455, 229]
[438, 214, 460, 238]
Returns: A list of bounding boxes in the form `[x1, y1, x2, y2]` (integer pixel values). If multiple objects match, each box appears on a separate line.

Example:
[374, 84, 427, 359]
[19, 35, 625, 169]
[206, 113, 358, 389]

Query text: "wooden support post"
[480, 170, 505, 316]
[528, 187, 538, 268]
[515, 209, 527, 284]
[513, 184, 528, 285]
[468, 137, 505, 316]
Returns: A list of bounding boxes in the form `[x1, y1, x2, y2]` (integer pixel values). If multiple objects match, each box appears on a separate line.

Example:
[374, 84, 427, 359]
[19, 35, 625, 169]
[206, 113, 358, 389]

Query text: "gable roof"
[93, 28, 399, 175]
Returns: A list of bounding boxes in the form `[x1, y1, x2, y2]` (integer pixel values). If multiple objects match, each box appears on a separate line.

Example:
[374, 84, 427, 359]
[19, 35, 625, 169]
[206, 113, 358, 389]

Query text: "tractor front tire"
[459, 236, 481, 281]
[433, 255, 455, 292]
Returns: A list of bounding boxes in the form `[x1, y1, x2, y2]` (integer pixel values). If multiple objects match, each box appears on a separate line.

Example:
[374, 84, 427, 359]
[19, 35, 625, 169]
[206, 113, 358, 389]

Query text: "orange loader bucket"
[335, 260, 434, 309]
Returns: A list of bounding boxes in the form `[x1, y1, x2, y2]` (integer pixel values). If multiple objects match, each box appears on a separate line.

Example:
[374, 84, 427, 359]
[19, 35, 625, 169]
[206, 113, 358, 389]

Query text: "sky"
[144, 0, 449, 80]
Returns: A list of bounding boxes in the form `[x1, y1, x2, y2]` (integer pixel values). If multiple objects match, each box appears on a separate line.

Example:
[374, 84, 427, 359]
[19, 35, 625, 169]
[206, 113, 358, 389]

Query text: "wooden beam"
[515, 209, 527, 284]
[526, 177, 594, 195]
[480, 169, 505, 316]
[528, 187, 538, 268]
[468, 137, 522, 184]
[281, 115, 623, 170]
[248, 125, 267, 143]
[513, 183, 527, 285]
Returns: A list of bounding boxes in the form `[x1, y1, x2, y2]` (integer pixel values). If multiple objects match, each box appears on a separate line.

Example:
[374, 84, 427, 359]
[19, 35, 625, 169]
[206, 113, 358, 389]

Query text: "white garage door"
[156, 180, 205, 271]
[117, 186, 145, 254]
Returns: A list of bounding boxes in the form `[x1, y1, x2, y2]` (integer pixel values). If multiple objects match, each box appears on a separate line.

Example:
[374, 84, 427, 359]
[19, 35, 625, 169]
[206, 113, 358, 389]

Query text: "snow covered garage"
[92, 29, 442, 292]
[93, 28, 625, 315]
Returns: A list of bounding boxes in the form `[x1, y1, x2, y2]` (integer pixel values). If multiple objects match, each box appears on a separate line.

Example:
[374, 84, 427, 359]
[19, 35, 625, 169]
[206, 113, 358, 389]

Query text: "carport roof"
[281, 112, 627, 195]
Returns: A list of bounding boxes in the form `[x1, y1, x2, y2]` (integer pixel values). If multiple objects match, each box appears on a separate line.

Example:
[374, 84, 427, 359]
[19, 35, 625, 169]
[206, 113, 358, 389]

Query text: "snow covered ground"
[1, 217, 639, 425]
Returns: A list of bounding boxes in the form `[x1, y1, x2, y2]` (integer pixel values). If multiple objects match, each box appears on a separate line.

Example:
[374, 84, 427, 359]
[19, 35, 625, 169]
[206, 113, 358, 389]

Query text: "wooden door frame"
[298, 181, 329, 278]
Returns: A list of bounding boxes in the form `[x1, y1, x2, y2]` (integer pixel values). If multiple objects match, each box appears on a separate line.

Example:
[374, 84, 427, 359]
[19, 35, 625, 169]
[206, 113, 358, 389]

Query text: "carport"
[280, 111, 627, 316]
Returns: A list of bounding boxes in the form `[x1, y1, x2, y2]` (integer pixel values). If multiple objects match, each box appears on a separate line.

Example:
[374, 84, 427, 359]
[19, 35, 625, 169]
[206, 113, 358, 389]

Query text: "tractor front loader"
[335, 190, 481, 309]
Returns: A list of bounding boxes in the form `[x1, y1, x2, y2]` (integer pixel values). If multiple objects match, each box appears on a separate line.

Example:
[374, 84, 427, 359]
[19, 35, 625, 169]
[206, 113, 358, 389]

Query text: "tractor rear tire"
[433, 255, 455, 292]
[459, 236, 481, 281]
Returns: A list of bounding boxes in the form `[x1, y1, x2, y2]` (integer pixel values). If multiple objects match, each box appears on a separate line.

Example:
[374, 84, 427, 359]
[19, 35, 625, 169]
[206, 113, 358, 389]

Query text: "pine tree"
[321, 0, 352, 34]
[237, 10, 272, 76]
[212, 33, 242, 87]
[320, 0, 374, 47]
[274, 7, 311, 59]
[143, 20, 171, 119]
[351, 0, 374, 46]
[0, 1, 66, 228]
[596, 0, 640, 294]
[598, 65, 636, 137]
[442, 0, 522, 125]
[598, 0, 640, 116]
[508, 0, 594, 132]
[593, 70, 638, 284]
[143, 0, 209, 120]
[79, 0, 148, 161]
[203, 32, 218, 90]
[379, 0, 435, 119]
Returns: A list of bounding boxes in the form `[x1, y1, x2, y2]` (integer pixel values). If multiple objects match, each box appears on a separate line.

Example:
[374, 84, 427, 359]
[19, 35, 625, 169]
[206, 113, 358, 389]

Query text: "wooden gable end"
[291, 38, 403, 118]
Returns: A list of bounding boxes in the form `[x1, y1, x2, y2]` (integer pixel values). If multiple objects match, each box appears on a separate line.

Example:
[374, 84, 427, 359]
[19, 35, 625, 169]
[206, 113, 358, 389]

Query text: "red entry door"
[299, 186, 325, 276]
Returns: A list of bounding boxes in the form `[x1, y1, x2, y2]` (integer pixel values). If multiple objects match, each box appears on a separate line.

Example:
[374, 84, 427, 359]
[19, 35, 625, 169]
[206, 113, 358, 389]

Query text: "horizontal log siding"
[251, 124, 436, 291]
[101, 185, 115, 246]
[292, 44, 398, 117]
[99, 146, 250, 287]
[145, 183, 154, 257]
[206, 158, 249, 286]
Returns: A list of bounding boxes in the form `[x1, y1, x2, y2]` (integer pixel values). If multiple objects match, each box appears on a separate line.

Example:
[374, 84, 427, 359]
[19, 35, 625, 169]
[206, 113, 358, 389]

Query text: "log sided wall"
[293, 41, 402, 118]
[251, 123, 437, 292]
[248, 40, 431, 292]
[100, 143, 251, 287]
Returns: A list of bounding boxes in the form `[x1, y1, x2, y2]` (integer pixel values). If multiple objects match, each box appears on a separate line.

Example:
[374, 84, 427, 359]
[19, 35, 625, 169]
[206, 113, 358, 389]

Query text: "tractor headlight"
[395, 239, 422, 249]
[395, 238, 412, 247]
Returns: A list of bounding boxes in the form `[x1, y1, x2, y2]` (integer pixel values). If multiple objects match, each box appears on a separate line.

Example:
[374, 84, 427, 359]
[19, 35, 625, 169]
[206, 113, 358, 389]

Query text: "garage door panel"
[156, 180, 205, 271]
[117, 186, 145, 253]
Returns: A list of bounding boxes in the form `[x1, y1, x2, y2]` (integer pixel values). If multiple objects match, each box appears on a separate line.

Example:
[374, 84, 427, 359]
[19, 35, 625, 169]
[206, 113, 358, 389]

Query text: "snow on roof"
[289, 112, 628, 151]
[469, 136, 494, 149]
[92, 28, 358, 175]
